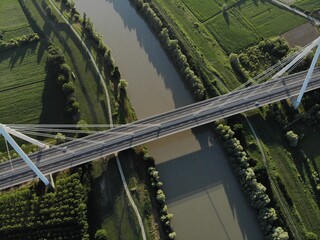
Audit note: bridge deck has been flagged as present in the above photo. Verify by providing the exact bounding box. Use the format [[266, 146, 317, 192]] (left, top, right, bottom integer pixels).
[[1, 69, 320, 190]]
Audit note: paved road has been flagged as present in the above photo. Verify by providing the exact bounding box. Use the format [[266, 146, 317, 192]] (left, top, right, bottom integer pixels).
[[1, 69, 320, 190]]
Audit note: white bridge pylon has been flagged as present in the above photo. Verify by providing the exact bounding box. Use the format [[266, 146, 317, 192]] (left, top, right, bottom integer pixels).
[[0, 124, 50, 186], [273, 36, 320, 109]]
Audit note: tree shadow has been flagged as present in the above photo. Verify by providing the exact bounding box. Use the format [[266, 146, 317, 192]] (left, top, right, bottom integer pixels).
[[39, 63, 71, 124], [33, 0, 107, 123], [223, 11, 230, 25]]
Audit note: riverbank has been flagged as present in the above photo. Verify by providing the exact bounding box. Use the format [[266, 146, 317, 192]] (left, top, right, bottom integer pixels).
[[74, 0, 264, 239]]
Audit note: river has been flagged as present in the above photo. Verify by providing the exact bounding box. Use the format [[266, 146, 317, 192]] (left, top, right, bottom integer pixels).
[[73, 0, 263, 239]]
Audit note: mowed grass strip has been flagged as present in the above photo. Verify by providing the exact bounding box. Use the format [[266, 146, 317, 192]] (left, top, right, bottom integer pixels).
[[292, 0, 320, 14], [205, 9, 262, 53], [238, 0, 306, 38], [0, 0, 33, 38], [26, 0, 110, 124], [0, 42, 67, 124]]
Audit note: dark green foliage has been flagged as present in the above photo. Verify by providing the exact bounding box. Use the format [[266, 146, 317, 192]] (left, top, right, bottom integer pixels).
[[131, 0, 206, 101], [94, 229, 108, 240], [305, 231, 318, 240], [47, 44, 80, 120], [62, 81, 75, 95], [0, 33, 39, 51], [147, 164, 176, 239], [215, 123, 288, 239], [238, 37, 289, 78], [0, 173, 89, 239]]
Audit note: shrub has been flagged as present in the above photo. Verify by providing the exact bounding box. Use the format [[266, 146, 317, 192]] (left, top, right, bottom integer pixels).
[[286, 130, 298, 147], [94, 229, 108, 240], [62, 82, 75, 95]]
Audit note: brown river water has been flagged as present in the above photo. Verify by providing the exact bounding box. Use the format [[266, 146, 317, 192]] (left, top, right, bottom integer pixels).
[[73, 0, 263, 239]]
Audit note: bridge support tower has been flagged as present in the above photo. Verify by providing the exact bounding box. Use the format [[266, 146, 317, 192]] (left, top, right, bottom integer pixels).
[[0, 124, 52, 187]]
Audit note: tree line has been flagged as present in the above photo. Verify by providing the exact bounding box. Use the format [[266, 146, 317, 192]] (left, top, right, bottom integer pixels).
[[215, 123, 289, 240], [143, 153, 176, 239], [131, 0, 206, 101]]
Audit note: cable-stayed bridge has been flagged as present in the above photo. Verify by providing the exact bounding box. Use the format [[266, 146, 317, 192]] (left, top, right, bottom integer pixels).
[[1, 38, 320, 190]]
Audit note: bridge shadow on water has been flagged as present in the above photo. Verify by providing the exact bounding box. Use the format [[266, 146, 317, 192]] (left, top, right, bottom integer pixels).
[[153, 125, 263, 240]]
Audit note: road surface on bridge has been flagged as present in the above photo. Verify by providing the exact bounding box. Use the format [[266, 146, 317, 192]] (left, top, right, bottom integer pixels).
[[1, 69, 320, 190]]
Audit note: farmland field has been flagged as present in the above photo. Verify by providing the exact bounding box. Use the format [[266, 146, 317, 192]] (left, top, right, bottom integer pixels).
[[238, 1, 306, 37], [25, 0, 112, 124], [0, 0, 33, 40], [205, 9, 262, 53], [0, 42, 68, 124], [292, 0, 320, 14], [205, 0, 306, 53], [181, 0, 223, 22]]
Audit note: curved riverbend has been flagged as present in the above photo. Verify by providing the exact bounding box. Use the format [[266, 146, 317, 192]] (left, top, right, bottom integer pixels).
[[74, 0, 263, 239]]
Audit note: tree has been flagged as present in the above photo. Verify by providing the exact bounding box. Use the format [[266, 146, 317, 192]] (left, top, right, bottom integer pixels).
[[305, 232, 318, 240], [118, 79, 128, 91], [222, 4, 228, 12], [286, 131, 298, 147], [59, 63, 71, 79], [62, 82, 75, 95], [268, 227, 289, 240], [94, 229, 107, 240], [156, 189, 166, 203], [55, 133, 66, 144]]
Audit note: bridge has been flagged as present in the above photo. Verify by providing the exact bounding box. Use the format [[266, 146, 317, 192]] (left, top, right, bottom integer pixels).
[[1, 37, 320, 190], [1, 67, 320, 190]]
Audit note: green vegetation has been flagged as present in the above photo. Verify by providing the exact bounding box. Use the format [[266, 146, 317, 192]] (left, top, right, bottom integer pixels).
[[0, 172, 89, 239], [88, 151, 160, 240], [181, 0, 233, 22], [0, 0, 33, 40], [24, 0, 112, 124], [229, 37, 320, 238], [150, 0, 240, 90], [205, 0, 305, 53], [215, 122, 289, 239], [0, 42, 67, 124], [292, 0, 320, 15], [205, 9, 262, 54]]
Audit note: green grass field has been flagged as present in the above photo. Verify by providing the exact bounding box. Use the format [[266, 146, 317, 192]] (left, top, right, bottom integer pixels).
[[25, 0, 111, 124], [153, 0, 241, 90], [292, 0, 320, 14], [0, 42, 67, 124], [205, 9, 262, 53], [238, 1, 306, 38], [0, 0, 33, 40], [205, 0, 305, 53], [181, 0, 223, 22]]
